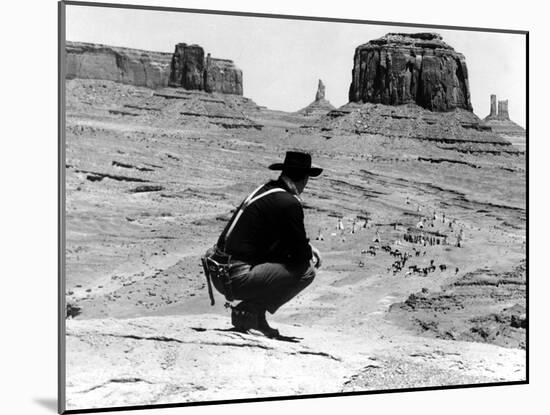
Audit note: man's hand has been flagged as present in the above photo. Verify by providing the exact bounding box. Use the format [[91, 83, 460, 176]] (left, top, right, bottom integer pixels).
[[310, 244, 322, 269]]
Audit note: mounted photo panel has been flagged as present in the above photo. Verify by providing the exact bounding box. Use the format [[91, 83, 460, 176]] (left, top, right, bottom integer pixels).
[[58, 1, 528, 413]]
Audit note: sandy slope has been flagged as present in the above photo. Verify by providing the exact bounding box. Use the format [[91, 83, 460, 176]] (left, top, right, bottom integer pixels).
[[63, 79, 526, 410]]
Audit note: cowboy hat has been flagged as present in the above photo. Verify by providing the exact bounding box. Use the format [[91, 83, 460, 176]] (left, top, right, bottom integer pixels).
[[268, 151, 323, 177]]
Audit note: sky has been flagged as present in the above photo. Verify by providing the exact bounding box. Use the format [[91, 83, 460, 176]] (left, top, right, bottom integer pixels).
[[65, 5, 527, 127]]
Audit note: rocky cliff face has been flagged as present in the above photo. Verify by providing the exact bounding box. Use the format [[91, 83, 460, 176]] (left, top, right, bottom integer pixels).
[[160, 43, 243, 95], [168, 43, 205, 90], [204, 54, 243, 95], [348, 33, 473, 112], [66, 41, 243, 95], [66, 42, 172, 89]]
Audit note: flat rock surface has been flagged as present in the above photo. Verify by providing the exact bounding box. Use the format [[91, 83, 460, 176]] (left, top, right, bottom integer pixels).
[[66, 314, 525, 410]]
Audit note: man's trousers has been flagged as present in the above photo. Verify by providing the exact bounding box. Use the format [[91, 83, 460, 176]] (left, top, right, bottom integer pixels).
[[229, 262, 316, 314]]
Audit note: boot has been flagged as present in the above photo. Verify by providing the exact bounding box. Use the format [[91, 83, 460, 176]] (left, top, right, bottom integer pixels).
[[231, 301, 259, 332], [256, 309, 280, 338], [231, 301, 279, 338]]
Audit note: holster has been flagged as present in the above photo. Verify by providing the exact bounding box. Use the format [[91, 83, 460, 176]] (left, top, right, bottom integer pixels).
[[201, 246, 235, 304]]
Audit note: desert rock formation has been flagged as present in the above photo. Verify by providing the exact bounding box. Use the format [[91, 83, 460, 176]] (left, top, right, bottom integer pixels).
[[482, 95, 526, 148], [66, 42, 172, 89], [389, 261, 526, 349], [66, 41, 243, 95], [204, 54, 243, 95], [316, 79, 327, 100], [168, 43, 205, 90], [297, 79, 336, 117], [169, 44, 243, 95], [348, 33, 473, 112]]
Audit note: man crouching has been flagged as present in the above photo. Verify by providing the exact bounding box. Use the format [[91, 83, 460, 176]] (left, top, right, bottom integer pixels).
[[203, 151, 323, 338]]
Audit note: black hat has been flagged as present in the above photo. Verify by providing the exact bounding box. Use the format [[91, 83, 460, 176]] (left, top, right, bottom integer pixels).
[[268, 151, 323, 177]]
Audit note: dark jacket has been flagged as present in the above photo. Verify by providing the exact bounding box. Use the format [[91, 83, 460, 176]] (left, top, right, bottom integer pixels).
[[217, 178, 312, 268]]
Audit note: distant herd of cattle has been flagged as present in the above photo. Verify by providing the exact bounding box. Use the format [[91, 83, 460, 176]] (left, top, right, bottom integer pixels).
[[359, 244, 459, 276]]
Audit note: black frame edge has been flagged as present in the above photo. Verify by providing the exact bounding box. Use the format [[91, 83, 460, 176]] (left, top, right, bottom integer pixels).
[[525, 31, 529, 384], [58, 1, 67, 414], [62, 380, 528, 414]]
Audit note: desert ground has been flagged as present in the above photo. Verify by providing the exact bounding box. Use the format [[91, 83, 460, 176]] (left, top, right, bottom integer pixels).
[[64, 79, 526, 411]]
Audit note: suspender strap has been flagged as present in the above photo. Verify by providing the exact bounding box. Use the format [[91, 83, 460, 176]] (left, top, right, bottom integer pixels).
[[224, 186, 286, 245]]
